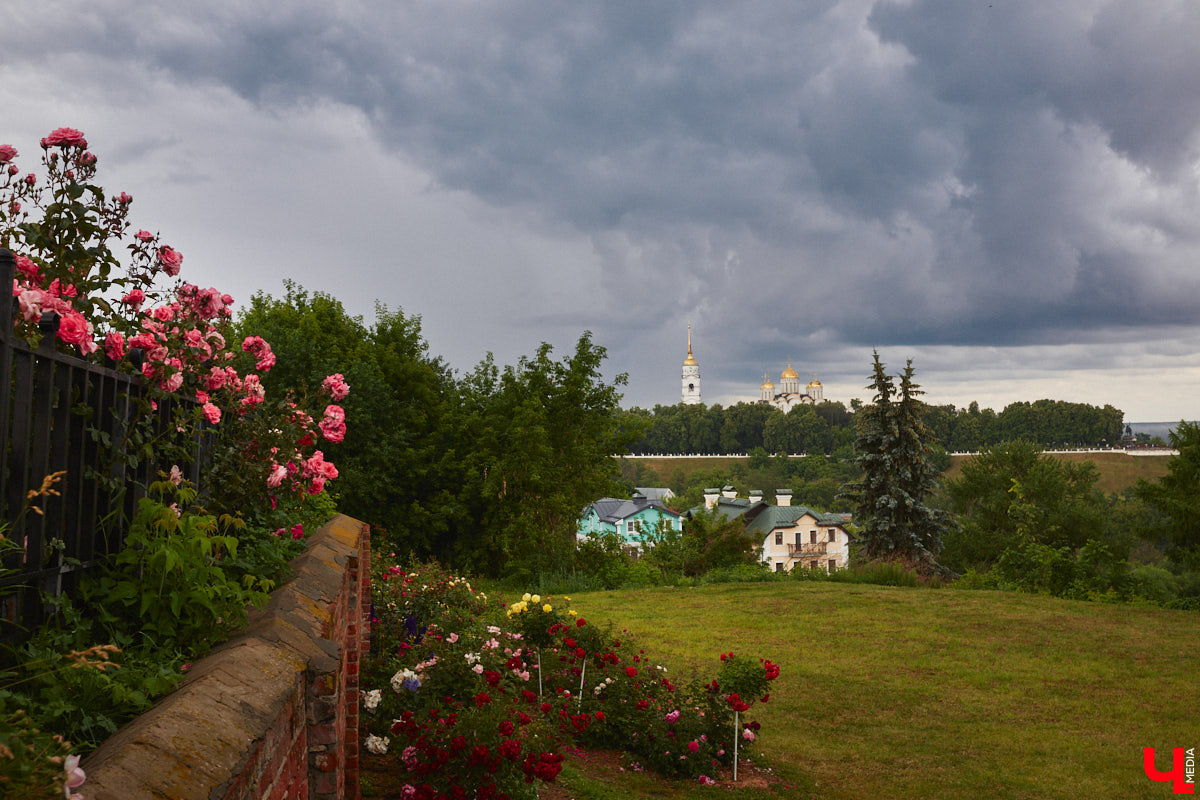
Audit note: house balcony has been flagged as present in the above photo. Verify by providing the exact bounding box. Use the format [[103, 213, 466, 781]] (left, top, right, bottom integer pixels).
[[787, 542, 828, 556]]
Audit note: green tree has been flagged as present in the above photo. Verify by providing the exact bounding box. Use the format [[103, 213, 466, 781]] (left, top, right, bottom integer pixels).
[[458, 333, 640, 579], [839, 353, 955, 572], [1135, 421, 1200, 569], [943, 440, 1105, 572], [680, 509, 760, 575], [233, 285, 461, 552]]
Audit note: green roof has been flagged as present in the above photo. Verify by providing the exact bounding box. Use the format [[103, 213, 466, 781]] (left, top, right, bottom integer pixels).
[[743, 505, 851, 536]]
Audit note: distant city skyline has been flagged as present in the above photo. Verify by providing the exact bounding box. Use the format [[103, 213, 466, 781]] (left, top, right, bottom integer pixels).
[[4, 1, 1199, 422]]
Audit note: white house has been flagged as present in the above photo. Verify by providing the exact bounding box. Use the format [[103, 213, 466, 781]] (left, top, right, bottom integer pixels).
[[742, 491, 853, 573]]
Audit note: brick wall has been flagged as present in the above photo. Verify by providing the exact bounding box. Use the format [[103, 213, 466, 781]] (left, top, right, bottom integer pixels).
[[82, 514, 371, 800]]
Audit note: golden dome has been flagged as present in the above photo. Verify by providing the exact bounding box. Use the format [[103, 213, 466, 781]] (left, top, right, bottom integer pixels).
[[807, 374, 822, 387], [683, 324, 698, 366], [781, 360, 799, 380], [760, 373, 775, 390]]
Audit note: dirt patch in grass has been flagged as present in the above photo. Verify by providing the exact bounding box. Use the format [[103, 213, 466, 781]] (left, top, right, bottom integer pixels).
[[544, 747, 792, 799], [362, 746, 794, 799]]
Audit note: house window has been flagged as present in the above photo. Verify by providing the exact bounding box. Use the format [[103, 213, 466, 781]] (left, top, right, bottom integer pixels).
[[775, 532, 783, 545], [829, 558, 837, 572], [810, 531, 817, 544], [828, 530, 836, 542], [775, 562, 784, 573], [809, 561, 819, 570]]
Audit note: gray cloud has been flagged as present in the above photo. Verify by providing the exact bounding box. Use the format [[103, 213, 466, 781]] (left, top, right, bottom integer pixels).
[[4, 0, 1200, 418]]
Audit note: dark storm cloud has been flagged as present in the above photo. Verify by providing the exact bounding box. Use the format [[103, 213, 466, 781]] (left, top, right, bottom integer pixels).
[[5, 0, 1200, 413]]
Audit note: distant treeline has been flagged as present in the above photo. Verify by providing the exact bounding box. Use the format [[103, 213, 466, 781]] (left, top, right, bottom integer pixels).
[[621, 398, 1125, 455]]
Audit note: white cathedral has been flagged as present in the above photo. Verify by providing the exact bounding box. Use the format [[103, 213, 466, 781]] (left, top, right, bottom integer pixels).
[[679, 327, 824, 410], [758, 362, 824, 412]]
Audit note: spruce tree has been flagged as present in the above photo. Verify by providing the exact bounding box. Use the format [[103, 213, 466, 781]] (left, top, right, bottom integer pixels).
[[840, 352, 956, 572]]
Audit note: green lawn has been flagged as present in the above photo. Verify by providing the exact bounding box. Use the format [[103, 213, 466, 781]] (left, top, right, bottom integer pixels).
[[562, 582, 1198, 800]]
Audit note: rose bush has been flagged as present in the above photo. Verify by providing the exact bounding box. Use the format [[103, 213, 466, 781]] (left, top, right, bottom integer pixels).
[[0, 129, 354, 795]]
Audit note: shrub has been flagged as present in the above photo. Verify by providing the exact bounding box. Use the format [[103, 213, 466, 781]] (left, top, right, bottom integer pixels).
[[360, 560, 784, 794], [827, 560, 925, 588]]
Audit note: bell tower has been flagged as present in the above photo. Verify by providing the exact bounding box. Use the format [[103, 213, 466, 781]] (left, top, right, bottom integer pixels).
[[681, 324, 701, 405]]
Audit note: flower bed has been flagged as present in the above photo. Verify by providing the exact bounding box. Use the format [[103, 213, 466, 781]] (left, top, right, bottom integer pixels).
[[361, 560, 781, 799]]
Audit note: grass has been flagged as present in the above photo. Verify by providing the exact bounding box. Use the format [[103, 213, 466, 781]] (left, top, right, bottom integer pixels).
[[559, 581, 1199, 800], [946, 450, 1170, 494]]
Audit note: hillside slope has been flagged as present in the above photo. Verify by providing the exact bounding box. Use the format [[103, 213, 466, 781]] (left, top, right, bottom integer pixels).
[[572, 582, 1198, 800]]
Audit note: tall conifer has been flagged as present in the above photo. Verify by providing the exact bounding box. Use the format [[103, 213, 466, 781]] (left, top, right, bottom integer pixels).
[[841, 352, 955, 572]]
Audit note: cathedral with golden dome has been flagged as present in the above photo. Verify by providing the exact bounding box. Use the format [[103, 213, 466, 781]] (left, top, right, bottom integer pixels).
[[679, 326, 824, 409], [759, 361, 824, 412]]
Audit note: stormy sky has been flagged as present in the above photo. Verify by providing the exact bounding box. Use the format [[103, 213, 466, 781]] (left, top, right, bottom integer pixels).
[[4, 0, 1200, 420]]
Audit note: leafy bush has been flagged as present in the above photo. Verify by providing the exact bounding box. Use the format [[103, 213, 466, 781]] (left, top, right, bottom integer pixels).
[[827, 560, 927, 587], [699, 563, 779, 585]]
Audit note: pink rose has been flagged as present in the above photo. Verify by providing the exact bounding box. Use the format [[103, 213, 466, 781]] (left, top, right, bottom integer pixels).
[[136, 230, 154, 242], [115, 192, 132, 204], [204, 366, 228, 391], [151, 305, 175, 322], [202, 402, 221, 425], [291, 524, 304, 540], [56, 311, 92, 348], [14, 255, 40, 282], [157, 246, 183, 276], [24, 173, 35, 186], [319, 404, 346, 443], [16, 291, 45, 325], [104, 330, 126, 361], [267, 464, 287, 488], [322, 373, 350, 401], [42, 127, 88, 148], [0, 144, 15, 164], [240, 373, 264, 405]]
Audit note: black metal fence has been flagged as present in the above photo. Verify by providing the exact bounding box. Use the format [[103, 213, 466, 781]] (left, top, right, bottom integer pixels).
[[0, 247, 206, 641]]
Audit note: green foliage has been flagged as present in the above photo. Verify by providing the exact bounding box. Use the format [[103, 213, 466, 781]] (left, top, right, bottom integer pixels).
[[943, 440, 1107, 572], [826, 561, 928, 588], [626, 395, 1124, 456], [0, 707, 77, 800], [458, 334, 640, 579], [1135, 420, 1200, 570], [361, 561, 783, 793], [81, 482, 269, 655], [235, 285, 459, 553], [679, 509, 761, 576], [840, 354, 955, 572]]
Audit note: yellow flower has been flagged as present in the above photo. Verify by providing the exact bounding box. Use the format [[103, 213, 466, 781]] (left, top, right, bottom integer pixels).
[[564, 596, 571, 602], [542, 604, 552, 613], [531, 594, 541, 604], [522, 592, 532, 602], [568, 610, 577, 616]]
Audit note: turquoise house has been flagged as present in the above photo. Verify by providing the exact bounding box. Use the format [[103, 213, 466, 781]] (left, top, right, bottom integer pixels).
[[577, 492, 683, 551]]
